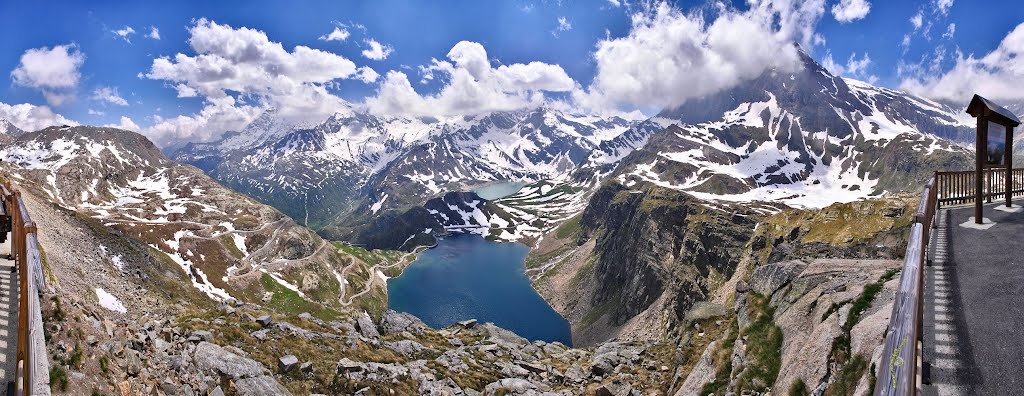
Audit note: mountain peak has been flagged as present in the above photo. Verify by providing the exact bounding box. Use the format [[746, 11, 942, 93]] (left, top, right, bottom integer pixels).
[[0, 118, 25, 137]]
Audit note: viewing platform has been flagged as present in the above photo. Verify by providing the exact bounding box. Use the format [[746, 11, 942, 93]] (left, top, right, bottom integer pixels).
[[921, 201, 1024, 395], [877, 169, 1024, 396]]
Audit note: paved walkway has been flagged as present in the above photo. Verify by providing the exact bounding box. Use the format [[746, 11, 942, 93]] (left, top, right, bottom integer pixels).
[[0, 233, 16, 386], [923, 202, 1024, 395]]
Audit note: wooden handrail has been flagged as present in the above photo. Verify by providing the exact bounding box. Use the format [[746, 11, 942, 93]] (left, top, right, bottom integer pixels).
[[0, 179, 49, 395], [875, 175, 937, 396]]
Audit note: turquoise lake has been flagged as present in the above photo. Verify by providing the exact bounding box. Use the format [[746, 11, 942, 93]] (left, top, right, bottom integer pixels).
[[387, 234, 573, 346], [472, 181, 528, 200]]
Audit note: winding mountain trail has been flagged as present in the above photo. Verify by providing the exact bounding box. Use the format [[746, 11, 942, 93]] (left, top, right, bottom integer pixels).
[[337, 247, 423, 306]]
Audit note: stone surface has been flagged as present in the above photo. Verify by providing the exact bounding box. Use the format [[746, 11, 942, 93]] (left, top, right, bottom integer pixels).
[[380, 310, 428, 335], [278, 355, 299, 373], [193, 342, 265, 379], [235, 376, 292, 396], [749, 260, 807, 297]]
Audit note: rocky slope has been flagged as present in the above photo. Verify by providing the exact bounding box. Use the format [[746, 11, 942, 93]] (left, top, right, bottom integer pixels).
[[528, 180, 916, 346], [0, 126, 409, 318]]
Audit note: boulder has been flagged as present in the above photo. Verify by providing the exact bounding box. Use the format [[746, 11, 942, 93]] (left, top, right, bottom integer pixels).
[[256, 315, 274, 328], [355, 311, 380, 338], [235, 376, 292, 396], [278, 355, 299, 373], [456, 319, 477, 328], [749, 260, 807, 297], [595, 380, 636, 396], [125, 349, 143, 376], [385, 340, 428, 356], [484, 378, 551, 394], [193, 342, 266, 379], [380, 310, 428, 335], [337, 358, 364, 374], [189, 330, 213, 343], [478, 323, 528, 347]]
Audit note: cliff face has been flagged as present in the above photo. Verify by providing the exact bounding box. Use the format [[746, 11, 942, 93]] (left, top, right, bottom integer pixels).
[[534, 181, 767, 345], [533, 180, 916, 350]]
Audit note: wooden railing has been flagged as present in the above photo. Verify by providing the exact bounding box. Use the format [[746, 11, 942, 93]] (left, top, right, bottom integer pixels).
[[1, 180, 50, 395], [875, 176, 936, 396], [935, 168, 1024, 207]]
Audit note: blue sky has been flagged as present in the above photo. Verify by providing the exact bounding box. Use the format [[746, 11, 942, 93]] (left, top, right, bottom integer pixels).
[[1, 0, 1022, 146]]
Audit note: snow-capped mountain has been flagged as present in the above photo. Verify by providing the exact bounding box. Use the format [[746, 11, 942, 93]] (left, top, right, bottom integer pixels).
[[172, 48, 977, 247], [613, 50, 974, 208], [0, 125, 352, 305], [173, 107, 641, 229], [0, 118, 25, 144]]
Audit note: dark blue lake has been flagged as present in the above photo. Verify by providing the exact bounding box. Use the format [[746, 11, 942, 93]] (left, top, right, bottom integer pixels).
[[387, 234, 573, 346]]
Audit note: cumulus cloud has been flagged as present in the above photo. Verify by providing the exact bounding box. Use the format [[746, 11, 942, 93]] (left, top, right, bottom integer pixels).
[[92, 86, 129, 106], [831, 0, 870, 23], [319, 26, 350, 42], [366, 41, 575, 117], [104, 116, 141, 131], [935, 0, 954, 15], [902, 22, 1024, 103], [147, 26, 161, 40], [10, 43, 85, 106], [144, 96, 262, 145], [0, 102, 77, 131], [112, 26, 136, 43], [576, 1, 816, 112], [88, 109, 105, 116], [362, 39, 393, 60], [143, 18, 372, 143], [823, 51, 877, 84], [356, 66, 380, 83]]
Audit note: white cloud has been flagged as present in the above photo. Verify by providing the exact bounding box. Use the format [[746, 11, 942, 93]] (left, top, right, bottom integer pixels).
[[366, 41, 575, 117], [362, 39, 393, 60], [902, 22, 1024, 103], [92, 86, 129, 106], [319, 26, 350, 42], [608, 0, 621, 7], [910, 12, 923, 30], [356, 66, 380, 83], [576, 1, 816, 113], [144, 96, 262, 145], [831, 0, 871, 23], [935, 0, 954, 15], [143, 18, 375, 144], [112, 26, 136, 43], [554, 17, 573, 36], [147, 26, 161, 40], [10, 43, 86, 106], [104, 116, 140, 131], [943, 23, 956, 40], [0, 102, 77, 131], [88, 108, 105, 116], [820, 51, 876, 83]]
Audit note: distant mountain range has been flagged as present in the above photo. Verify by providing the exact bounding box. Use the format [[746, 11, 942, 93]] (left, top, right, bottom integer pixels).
[[162, 49, 973, 248]]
